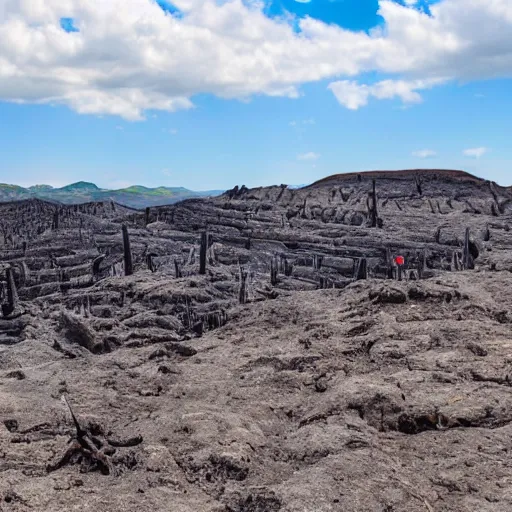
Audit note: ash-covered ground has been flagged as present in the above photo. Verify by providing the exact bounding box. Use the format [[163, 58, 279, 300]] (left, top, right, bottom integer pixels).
[[1, 170, 512, 512]]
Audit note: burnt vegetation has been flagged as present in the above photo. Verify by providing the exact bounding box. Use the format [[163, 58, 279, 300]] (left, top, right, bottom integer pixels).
[[2, 170, 512, 511]]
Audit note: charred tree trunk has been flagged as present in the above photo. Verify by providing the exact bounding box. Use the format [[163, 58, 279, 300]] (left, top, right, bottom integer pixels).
[[174, 259, 182, 279], [418, 249, 428, 279], [2, 267, 20, 317], [270, 256, 278, 286], [386, 248, 394, 279], [146, 254, 156, 273], [199, 231, 208, 275], [463, 228, 473, 270], [122, 225, 133, 276], [415, 175, 423, 196], [354, 258, 367, 281], [312, 254, 323, 270], [369, 179, 378, 228], [239, 266, 249, 304], [284, 258, 294, 277], [92, 255, 105, 278], [52, 211, 59, 230], [145, 207, 150, 227]]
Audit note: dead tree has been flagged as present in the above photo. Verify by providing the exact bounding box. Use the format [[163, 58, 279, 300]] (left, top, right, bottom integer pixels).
[[174, 259, 182, 278], [239, 265, 249, 304], [2, 267, 20, 317], [199, 231, 208, 275], [434, 227, 442, 244], [312, 254, 323, 270], [270, 256, 278, 286], [52, 210, 59, 230], [418, 249, 428, 279], [452, 251, 461, 271], [146, 253, 157, 273], [283, 257, 294, 277], [483, 224, 491, 242], [353, 258, 367, 281], [415, 174, 423, 196], [187, 247, 195, 266], [47, 395, 142, 476], [462, 228, 473, 270], [318, 276, 332, 289], [367, 179, 379, 228], [145, 207, 150, 227], [122, 225, 133, 276], [92, 255, 106, 279], [386, 248, 394, 279]]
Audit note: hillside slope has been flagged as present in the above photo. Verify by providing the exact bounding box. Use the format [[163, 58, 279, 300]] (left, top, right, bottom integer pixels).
[[0, 181, 223, 208], [1, 169, 512, 511]]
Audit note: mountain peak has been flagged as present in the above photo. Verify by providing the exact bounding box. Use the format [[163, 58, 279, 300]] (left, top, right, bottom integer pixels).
[[28, 184, 54, 191], [58, 181, 100, 192]]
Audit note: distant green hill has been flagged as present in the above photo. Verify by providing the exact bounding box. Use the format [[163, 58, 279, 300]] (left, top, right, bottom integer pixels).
[[0, 182, 224, 209]]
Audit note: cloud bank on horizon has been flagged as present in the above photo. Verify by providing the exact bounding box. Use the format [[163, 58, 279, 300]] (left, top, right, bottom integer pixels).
[[0, 0, 511, 120]]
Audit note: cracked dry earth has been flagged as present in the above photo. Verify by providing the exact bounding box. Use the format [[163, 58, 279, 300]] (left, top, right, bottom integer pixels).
[[1, 170, 512, 511]]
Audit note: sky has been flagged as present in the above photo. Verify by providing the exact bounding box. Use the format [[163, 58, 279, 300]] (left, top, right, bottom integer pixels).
[[0, 0, 511, 190]]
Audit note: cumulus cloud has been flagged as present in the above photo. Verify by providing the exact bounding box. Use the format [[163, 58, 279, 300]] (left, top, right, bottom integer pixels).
[[412, 149, 437, 158], [0, 0, 511, 119], [297, 152, 320, 160], [463, 147, 488, 158], [328, 78, 446, 109]]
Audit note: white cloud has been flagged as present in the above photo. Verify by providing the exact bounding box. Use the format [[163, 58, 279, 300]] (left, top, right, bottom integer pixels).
[[328, 77, 445, 109], [298, 152, 320, 160], [412, 149, 437, 158], [463, 147, 488, 158], [0, 0, 511, 119]]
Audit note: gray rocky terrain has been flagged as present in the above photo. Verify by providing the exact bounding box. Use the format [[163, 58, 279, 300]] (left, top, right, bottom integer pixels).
[[1, 169, 512, 511]]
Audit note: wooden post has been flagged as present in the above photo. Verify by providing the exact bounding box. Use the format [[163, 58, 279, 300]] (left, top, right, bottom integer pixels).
[[122, 225, 133, 276]]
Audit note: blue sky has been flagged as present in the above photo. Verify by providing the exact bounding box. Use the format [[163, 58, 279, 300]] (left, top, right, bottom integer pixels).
[[0, 0, 511, 190]]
